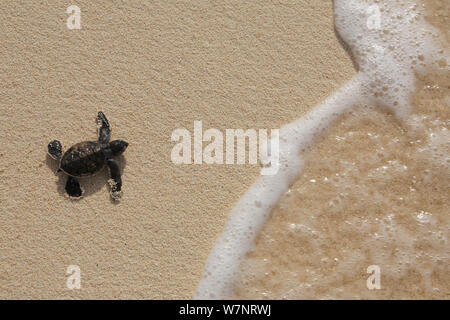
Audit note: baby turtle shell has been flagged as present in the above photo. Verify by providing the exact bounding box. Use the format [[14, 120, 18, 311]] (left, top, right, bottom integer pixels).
[[60, 141, 106, 177], [48, 112, 128, 200]]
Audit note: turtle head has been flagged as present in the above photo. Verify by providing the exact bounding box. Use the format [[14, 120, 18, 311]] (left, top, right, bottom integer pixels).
[[109, 139, 128, 156]]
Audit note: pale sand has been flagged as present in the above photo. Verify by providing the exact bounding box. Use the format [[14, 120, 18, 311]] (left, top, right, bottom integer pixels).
[[0, 1, 354, 298]]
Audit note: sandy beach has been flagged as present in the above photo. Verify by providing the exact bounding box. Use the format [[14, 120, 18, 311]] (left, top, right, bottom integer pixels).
[[0, 1, 354, 298]]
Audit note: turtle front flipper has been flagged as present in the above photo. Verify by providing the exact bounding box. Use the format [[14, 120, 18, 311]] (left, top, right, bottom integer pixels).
[[66, 176, 83, 198], [97, 111, 111, 144], [48, 140, 63, 160], [107, 158, 122, 200]]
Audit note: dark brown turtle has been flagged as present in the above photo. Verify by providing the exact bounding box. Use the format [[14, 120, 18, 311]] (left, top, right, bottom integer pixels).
[[47, 112, 128, 200]]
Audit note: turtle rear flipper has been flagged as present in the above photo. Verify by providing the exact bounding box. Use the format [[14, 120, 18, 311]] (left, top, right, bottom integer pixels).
[[48, 140, 63, 160], [97, 111, 111, 144], [107, 158, 122, 200], [66, 176, 83, 198]]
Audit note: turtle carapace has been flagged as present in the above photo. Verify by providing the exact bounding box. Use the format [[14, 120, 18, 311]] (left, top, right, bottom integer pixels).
[[47, 112, 128, 200]]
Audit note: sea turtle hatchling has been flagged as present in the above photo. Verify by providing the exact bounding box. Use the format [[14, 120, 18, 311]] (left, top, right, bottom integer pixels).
[[47, 111, 128, 200]]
